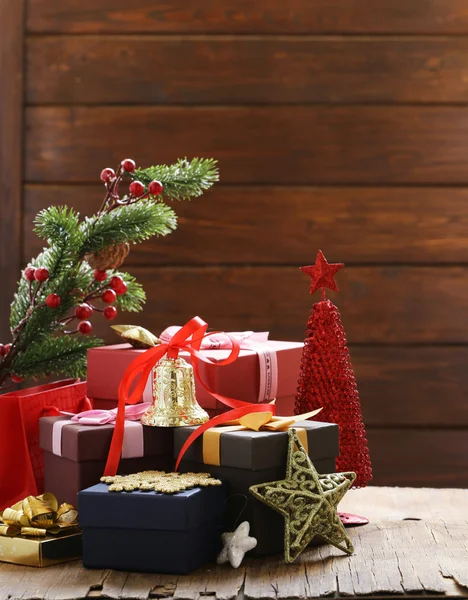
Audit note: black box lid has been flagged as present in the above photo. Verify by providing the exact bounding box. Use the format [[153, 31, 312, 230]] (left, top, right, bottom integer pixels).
[[174, 420, 339, 471]]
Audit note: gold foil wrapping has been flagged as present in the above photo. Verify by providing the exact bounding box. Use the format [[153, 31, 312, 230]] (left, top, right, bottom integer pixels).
[[141, 356, 209, 427], [0, 493, 82, 567], [0, 532, 82, 567]]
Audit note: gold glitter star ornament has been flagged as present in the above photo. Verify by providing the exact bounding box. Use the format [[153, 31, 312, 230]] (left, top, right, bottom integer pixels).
[[249, 429, 356, 563]]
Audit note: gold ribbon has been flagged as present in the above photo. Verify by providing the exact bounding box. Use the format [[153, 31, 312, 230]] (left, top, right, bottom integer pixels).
[[0, 493, 79, 538], [202, 408, 322, 466]]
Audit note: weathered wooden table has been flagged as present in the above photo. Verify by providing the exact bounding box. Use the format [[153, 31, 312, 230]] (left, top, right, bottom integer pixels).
[[2, 487, 468, 600]]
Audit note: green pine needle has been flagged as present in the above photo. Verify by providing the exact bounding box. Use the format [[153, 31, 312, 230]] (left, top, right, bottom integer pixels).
[[11, 334, 103, 380], [79, 201, 177, 256], [135, 158, 219, 201], [34, 206, 83, 250]]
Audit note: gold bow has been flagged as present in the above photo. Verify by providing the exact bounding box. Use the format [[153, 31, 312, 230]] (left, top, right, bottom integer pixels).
[[0, 493, 79, 538], [112, 324, 160, 348], [202, 408, 322, 466]]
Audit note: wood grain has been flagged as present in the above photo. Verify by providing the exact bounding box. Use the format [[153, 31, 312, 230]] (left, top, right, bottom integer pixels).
[[3, 489, 468, 598], [25, 106, 468, 184], [367, 429, 468, 487], [23, 184, 468, 265], [26, 36, 468, 105], [88, 265, 468, 344], [0, 0, 24, 340], [26, 0, 468, 34], [354, 346, 468, 427]]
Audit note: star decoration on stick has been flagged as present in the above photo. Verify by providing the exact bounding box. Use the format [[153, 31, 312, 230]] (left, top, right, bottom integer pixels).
[[249, 429, 356, 563], [300, 250, 344, 295]]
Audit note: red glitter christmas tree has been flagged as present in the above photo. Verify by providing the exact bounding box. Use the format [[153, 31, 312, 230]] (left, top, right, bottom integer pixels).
[[295, 250, 372, 487]]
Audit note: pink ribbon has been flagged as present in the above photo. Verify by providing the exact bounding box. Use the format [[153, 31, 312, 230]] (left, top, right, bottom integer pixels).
[[52, 403, 152, 459], [160, 327, 278, 403], [62, 403, 151, 425]]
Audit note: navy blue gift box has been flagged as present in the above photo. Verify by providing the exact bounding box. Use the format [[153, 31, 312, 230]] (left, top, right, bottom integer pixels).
[[79, 482, 227, 574]]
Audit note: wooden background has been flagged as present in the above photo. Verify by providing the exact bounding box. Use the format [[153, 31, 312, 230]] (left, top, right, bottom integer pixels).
[[3, 0, 468, 487]]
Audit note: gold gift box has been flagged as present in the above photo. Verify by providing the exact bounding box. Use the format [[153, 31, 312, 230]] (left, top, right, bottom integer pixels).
[[0, 531, 82, 567]]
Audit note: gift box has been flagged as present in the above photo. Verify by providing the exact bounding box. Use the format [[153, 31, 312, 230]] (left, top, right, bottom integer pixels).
[[87, 338, 303, 413], [174, 420, 339, 556], [0, 531, 82, 567], [0, 379, 91, 510], [79, 482, 226, 574], [0, 492, 82, 567], [40, 416, 174, 505]]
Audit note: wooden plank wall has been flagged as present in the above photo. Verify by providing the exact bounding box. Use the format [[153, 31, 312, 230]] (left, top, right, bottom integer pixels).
[[17, 0, 468, 486]]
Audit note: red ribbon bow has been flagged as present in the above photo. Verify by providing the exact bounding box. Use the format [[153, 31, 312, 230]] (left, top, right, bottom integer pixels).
[[104, 316, 276, 476]]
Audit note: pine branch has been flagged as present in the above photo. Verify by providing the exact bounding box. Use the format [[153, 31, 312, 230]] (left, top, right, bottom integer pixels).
[[135, 158, 219, 201], [10, 244, 76, 333], [113, 272, 146, 312], [4, 155, 219, 387], [10, 334, 103, 380], [79, 201, 177, 256], [34, 206, 83, 250]]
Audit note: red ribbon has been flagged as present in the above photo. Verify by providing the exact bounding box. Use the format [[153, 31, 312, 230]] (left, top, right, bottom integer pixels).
[[104, 316, 276, 476]]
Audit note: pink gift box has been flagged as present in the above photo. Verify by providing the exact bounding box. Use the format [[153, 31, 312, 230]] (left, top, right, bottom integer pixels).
[[87, 340, 303, 415]]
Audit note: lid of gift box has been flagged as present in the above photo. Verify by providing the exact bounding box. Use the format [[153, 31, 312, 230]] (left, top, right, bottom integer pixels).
[[174, 420, 339, 472], [87, 341, 303, 404], [78, 482, 226, 531], [40, 416, 174, 462]]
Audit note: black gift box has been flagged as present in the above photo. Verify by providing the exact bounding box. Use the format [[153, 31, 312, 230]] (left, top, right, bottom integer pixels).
[[40, 416, 174, 505], [174, 420, 339, 556], [79, 482, 227, 574]]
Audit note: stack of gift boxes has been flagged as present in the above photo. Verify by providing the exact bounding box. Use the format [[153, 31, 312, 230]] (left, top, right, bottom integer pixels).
[[0, 330, 341, 572]]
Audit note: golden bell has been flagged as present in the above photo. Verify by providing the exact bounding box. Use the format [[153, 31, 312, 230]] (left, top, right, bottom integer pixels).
[[141, 356, 209, 427]]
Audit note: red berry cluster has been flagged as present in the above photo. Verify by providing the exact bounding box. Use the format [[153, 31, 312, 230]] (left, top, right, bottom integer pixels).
[[99, 158, 164, 214], [0, 265, 60, 382], [24, 266, 63, 309], [72, 270, 128, 335], [20, 264, 128, 338]]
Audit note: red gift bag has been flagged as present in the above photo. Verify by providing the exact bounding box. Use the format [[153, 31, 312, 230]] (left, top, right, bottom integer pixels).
[[0, 379, 91, 509]]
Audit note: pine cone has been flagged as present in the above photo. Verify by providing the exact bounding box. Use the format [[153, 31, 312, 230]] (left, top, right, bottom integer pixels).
[[85, 242, 130, 270]]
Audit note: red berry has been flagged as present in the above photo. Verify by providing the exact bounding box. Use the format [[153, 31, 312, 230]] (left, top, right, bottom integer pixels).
[[75, 304, 93, 320], [24, 267, 36, 282], [100, 168, 115, 183], [109, 275, 128, 296], [94, 269, 107, 282], [129, 180, 145, 197], [34, 267, 49, 282], [116, 281, 127, 295], [0, 344, 5, 357], [11, 374, 23, 383], [103, 306, 118, 320], [46, 294, 61, 308], [102, 289, 117, 304], [148, 180, 164, 196], [4, 344, 12, 354], [121, 158, 136, 173], [109, 275, 124, 290], [109, 275, 127, 295], [78, 321, 92, 335]]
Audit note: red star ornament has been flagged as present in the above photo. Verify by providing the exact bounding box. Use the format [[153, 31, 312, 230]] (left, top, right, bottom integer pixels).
[[300, 250, 344, 295]]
